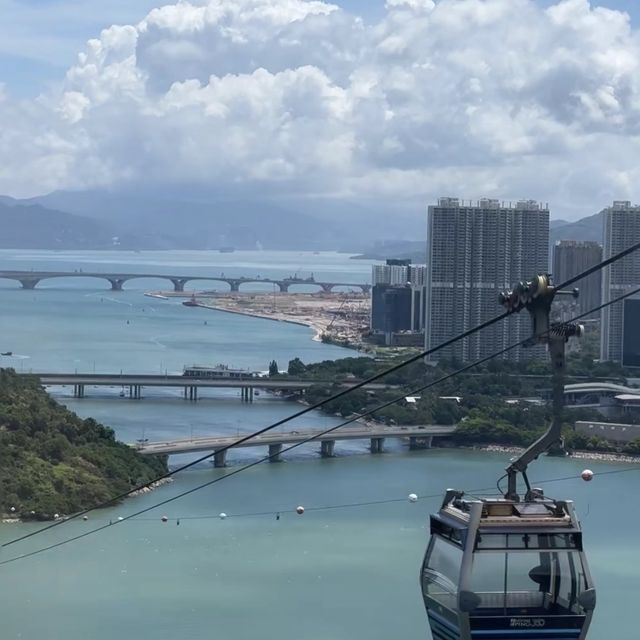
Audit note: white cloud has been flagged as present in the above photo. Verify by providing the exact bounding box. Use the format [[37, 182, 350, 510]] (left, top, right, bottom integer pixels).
[[2, 0, 640, 220]]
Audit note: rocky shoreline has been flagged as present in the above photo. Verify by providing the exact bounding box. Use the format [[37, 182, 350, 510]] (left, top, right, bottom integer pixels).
[[480, 444, 640, 464], [128, 476, 173, 497], [1, 478, 174, 523]]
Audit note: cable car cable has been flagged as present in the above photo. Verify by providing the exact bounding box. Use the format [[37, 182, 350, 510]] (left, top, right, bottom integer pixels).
[[3, 283, 638, 565], [32, 464, 640, 525], [6, 242, 639, 548]]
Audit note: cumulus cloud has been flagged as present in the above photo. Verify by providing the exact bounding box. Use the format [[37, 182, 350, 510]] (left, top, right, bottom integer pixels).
[[2, 0, 640, 219]]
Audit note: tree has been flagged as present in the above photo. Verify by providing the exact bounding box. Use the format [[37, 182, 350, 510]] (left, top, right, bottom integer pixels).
[[268, 360, 279, 377], [288, 357, 306, 376]]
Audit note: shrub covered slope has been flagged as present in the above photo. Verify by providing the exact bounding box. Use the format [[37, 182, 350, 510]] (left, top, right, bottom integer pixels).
[[0, 370, 167, 519]]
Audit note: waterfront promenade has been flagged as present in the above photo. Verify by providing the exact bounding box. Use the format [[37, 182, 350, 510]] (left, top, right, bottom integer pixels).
[[133, 425, 457, 466]]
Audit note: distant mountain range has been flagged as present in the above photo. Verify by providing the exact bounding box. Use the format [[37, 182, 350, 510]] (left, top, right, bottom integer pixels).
[[549, 211, 603, 244], [0, 189, 607, 252], [0, 199, 117, 249], [12, 189, 405, 251], [353, 211, 605, 263]]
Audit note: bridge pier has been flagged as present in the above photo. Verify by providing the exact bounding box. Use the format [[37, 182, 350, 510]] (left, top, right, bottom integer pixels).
[[171, 279, 188, 292], [409, 436, 433, 450], [320, 440, 335, 458], [320, 283, 333, 293], [360, 284, 371, 294], [229, 281, 240, 292], [241, 387, 253, 402], [19, 278, 40, 290], [128, 385, 142, 399], [278, 283, 289, 293], [73, 383, 85, 398], [188, 386, 198, 401], [268, 443, 283, 462], [108, 278, 126, 291], [370, 437, 385, 454], [213, 449, 227, 468]]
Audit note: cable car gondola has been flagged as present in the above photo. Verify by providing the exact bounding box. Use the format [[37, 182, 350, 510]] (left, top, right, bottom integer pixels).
[[421, 275, 596, 640]]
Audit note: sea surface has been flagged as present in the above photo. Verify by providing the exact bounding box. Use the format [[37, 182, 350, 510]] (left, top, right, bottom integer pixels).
[[0, 250, 636, 640]]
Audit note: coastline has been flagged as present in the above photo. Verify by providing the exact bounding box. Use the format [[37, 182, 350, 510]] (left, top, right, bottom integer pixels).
[[5, 442, 635, 522], [479, 444, 640, 465], [192, 300, 335, 344], [162, 289, 370, 350], [1, 477, 174, 523]]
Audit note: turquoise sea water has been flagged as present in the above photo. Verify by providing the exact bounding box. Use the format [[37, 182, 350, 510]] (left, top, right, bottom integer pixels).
[[0, 250, 636, 640]]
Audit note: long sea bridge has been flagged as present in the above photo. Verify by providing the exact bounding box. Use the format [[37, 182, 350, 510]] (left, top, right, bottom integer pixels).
[[133, 425, 457, 466], [0, 270, 370, 293]]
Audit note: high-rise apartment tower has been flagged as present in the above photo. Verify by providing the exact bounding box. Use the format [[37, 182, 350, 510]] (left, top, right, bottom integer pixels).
[[426, 197, 549, 362], [601, 201, 640, 364], [552, 241, 602, 319], [371, 260, 427, 344]]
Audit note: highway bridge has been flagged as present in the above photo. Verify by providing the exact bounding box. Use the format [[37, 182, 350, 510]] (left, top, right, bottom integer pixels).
[[31, 373, 396, 402], [132, 425, 457, 466], [0, 270, 370, 293]]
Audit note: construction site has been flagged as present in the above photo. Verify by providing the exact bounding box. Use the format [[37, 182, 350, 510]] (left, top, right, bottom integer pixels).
[[163, 290, 372, 350]]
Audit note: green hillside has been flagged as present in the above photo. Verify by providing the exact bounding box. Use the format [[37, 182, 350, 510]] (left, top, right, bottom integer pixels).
[[0, 369, 167, 520]]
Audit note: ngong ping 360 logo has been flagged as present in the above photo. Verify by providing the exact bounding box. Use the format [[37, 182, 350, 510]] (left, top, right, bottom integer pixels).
[[510, 618, 546, 628]]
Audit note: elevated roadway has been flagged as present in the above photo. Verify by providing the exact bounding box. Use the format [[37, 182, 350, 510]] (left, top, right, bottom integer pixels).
[[133, 425, 457, 466], [30, 373, 396, 401], [0, 270, 370, 293]]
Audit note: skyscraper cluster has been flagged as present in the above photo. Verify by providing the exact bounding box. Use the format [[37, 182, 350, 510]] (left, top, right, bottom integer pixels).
[[370, 198, 640, 366]]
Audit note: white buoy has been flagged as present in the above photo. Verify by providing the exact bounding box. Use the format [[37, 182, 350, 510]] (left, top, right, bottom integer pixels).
[[117, 516, 124, 521], [10, 506, 15, 512], [82, 515, 89, 521], [581, 469, 594, 482], [408, 493, 418, 503], [296, 505, 305, 515], [53, 513, 60, 519], [161, 515, 168, 522], [219, 512, 227, 520]]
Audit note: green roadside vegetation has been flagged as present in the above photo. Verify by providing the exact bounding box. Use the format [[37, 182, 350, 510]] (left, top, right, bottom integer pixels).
[[281, 334, 640, 456], [0, 369, 167, 520]]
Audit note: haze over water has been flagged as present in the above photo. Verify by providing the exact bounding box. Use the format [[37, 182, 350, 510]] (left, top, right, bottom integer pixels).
[[0, 250, 636, 640]]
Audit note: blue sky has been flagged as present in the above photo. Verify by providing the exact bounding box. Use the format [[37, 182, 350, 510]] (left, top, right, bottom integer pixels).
[[2, 0, 637, 96]]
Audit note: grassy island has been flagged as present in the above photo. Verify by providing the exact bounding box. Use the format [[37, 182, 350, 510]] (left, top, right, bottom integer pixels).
[[0, 369, 167, 520]]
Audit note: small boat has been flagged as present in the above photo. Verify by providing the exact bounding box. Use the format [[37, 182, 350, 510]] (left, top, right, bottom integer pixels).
[[1, 351, 12, 356], [183, 295, 199, 307], [219, 246, 236, 253]]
